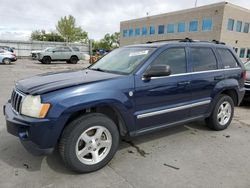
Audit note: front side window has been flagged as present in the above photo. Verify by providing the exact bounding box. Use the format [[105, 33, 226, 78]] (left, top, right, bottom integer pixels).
[[135, 28, 140, 37], [218, 48, 239, 68], [72, 47, 80, 51], [142, 27, 147, 36], [239, 48, 246, 58], [150, 26, 155, 35], [178, 22, 185, 32], [90, 47, 155, 74], [167, 24, 174, 33], [189, 20, 198, 32], [129, 29, 134, 37], [123, 30, 128, 37], [190, 48, 217, 72], [243, 23, 249, 33], [158, 25, 164, 34], [202, 18, 213, 31], [151, 48, 187, 75], [236, 21, 242, 32], [227, 19, 234, 31]]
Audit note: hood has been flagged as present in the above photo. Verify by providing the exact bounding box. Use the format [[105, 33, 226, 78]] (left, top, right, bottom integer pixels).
[[16, 69, 123, 95]]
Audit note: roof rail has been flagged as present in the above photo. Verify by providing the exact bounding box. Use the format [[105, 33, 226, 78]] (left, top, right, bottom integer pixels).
[[146, 38, 226, 45], [146, 38, 184, 44]]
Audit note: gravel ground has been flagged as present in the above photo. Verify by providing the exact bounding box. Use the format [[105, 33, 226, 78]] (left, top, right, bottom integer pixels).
[[0, 59, 250, 188]]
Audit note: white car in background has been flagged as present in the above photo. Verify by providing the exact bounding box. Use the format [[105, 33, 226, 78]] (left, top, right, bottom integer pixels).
[[0, 49, 17, 64]]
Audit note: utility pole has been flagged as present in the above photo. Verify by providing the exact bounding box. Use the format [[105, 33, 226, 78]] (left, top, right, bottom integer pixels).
[[195, 0, 198, 7]]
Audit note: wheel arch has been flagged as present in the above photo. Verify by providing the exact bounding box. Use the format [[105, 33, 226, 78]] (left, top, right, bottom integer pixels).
[[62, 104, 129, 138]]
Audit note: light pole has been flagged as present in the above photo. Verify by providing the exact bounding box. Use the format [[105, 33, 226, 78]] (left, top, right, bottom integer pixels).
[[195, 0, 198, 7]]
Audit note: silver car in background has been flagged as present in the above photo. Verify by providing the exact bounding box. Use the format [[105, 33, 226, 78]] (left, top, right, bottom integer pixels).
[[0, 49, 17, 64], [32, 46, 83, 64]]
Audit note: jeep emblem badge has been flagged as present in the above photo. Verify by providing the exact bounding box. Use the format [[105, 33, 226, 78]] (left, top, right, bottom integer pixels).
[[129, 91, 133, 97]]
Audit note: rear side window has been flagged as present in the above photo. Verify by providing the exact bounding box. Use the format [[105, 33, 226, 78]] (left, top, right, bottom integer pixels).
[[217, 48, 239, 69], [190, 48, 217, 72], [151, 48, 186, 74]]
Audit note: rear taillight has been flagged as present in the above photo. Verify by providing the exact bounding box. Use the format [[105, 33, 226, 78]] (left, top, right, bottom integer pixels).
[[242, 70, 247, 82]]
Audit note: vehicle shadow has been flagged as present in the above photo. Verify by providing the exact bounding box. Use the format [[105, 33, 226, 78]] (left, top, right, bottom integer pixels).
[[0, 121, 209, 175], [240, 100, 250, 108]]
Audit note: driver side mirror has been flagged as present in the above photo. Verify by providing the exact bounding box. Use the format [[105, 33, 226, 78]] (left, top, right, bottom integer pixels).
[[143, 64, 171, 79]]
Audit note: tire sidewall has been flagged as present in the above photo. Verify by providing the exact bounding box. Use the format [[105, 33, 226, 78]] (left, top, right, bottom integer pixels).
[[62, 114, 119, 173], [70, 56, 78, 64], [42, 56, 51, 64], [211, 95, 234, 130]]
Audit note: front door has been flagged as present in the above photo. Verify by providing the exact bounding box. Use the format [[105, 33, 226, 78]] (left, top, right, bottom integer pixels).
[[134, 47, 192, 133]]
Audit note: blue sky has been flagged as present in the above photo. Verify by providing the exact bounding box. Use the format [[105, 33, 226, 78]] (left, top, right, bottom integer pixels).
[[0, 0, 249, 40]]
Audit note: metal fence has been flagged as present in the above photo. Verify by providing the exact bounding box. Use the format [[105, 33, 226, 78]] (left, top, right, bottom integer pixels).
[[0, 40, 90, 58]]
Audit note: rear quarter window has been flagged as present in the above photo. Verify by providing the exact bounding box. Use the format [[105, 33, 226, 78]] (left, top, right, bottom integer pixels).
[[190, 47, 217, 72], [217, 48, 239, 69]]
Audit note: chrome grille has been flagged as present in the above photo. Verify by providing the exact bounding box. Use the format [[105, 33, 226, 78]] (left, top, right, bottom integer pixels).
[[11, 89, 25, 113]]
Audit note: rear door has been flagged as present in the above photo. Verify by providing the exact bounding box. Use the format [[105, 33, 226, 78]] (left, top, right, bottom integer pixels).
[[61, 47, 73, 60], [134, 46, 193, 132], [188, 46, 224, 117]]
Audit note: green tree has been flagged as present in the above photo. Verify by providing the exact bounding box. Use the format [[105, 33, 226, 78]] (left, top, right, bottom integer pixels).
[[56, 15, 88, 42], [93, 32, 120, 51], [31, 30, 65, 42]]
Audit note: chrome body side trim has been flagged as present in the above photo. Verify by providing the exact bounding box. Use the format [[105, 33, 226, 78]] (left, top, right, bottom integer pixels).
[[137, 100, 211, 119]]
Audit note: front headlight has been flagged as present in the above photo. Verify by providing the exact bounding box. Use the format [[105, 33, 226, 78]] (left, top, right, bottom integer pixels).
[[21, 95, 50, 118]]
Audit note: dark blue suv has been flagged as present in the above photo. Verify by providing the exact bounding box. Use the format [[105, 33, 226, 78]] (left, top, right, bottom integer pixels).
[[4, 40, 246, 173]]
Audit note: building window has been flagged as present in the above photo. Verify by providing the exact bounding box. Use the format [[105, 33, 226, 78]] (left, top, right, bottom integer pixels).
[[123, 30, 128, 37], [167, 24, 175, 33], [129, 29, 134, 37], [239, 48, 245, 58], [142, 26, 147, 36], [189, 20, 198, 32], [135, 28, 140, 37], [178, 22, 185, 32], [247, 49, 250, 58], [227, 19, 234, 31], [158, 25, 164, 34], [150, 26, 155, 35], [236, 21, 242, 32], [202, 18, 213, 31], [243, 23, 249, 33]]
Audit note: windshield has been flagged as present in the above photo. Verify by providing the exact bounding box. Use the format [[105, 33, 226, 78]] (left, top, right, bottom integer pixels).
[[89, 47, 155, 74], [245, 61, 250, 71]]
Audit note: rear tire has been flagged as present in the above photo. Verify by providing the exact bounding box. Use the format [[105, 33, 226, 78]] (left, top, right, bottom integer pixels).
[[59, 113, 120, 173], [205, 95, 234, 131], [42, 56, 51, 64], [69, 56, 78, 64]]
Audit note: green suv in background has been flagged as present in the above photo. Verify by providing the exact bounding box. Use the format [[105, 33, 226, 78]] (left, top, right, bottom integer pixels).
[[33, 46, 83, 64]]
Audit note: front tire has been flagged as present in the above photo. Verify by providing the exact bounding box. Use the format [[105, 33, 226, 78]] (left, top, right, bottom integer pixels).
[[3, 58, 11, 64], [42, 56, 51, 64], [206, 95, 234, 131], [59, 113, 120, 173]]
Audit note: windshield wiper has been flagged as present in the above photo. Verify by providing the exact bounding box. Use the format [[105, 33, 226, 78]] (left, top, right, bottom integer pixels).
[[89, 68, 106, 72]]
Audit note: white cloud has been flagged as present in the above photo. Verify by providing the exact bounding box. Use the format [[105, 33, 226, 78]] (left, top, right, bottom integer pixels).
[[0, 0, 249, 40]]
